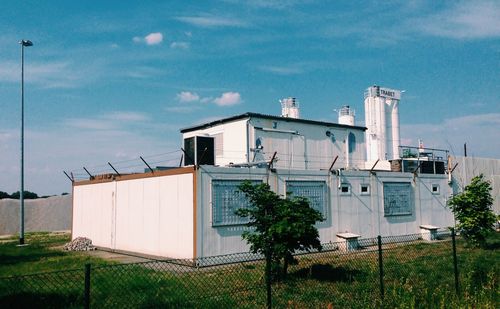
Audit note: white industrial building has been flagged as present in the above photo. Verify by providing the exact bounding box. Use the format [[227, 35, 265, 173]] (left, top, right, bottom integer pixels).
[[72, 86, 459, 260]]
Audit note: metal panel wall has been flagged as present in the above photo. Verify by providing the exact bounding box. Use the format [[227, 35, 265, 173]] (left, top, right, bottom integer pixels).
[[72, 182, 115, 248], [73, 172, 194, 259], [196, 167, 454, 257]]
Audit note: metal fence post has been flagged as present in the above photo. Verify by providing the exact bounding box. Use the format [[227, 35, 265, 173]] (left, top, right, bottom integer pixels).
[[84, 263, 91, 309], [265, 253, 272, 309], [377, 235, 384, 301], [451, 228, 460, 296]]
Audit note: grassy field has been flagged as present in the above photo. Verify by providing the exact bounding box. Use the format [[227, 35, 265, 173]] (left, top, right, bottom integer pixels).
[[0, 232, 498, 308], [0, 232, 114, 277]]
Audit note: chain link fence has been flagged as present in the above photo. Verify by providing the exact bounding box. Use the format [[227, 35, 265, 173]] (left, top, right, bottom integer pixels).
[[1, 230, 498, 308]]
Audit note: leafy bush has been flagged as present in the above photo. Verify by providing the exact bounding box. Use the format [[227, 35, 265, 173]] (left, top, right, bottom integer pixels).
[[448, 174, 496, 247]]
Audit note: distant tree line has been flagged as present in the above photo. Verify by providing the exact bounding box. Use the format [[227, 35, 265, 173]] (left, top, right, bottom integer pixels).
[[0, 191, 69, 200]]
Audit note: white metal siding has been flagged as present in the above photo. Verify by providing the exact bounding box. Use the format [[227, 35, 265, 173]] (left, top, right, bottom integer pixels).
[[73, 172, 194, 259]]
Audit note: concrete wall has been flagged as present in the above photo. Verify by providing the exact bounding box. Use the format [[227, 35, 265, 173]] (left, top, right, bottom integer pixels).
[[72, 168, 195, 259], [0, 195, 72, 235], [450, 156, 500, 214], [196, 166, 454, 257]]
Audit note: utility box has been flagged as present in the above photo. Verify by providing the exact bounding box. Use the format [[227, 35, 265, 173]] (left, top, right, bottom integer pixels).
[[184, 136, 215, 166]]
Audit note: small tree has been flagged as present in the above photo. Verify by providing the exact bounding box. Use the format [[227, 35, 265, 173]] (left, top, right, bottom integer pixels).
[[236, 181, 324, 280], [448, 174, 496, 247]]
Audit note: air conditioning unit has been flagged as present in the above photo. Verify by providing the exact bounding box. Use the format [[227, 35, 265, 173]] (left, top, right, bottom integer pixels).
[[183, 136, 215, 166]]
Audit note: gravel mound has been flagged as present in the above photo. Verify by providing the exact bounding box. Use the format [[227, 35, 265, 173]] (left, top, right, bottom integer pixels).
[[64, 237, 96, 251]]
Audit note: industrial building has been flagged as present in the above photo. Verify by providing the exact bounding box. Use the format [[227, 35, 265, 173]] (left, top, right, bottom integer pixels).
[[72, 86, 457, 260]]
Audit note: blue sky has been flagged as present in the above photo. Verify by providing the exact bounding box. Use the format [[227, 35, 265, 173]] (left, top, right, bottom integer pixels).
[[1, 0, 499, 195]]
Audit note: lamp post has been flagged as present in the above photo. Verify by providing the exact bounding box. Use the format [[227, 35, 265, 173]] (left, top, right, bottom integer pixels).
[[19, 39, 33, 245]]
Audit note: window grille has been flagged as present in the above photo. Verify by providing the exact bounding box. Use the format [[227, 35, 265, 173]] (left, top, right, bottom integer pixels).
[[286, 181, 327, 216], [383, 182, 412, 216], [212, 180, 261, 226]]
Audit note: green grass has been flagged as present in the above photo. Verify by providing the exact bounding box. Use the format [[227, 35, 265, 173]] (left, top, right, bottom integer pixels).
[[0, 232, 114, 277], [0, 232, 499, 308]]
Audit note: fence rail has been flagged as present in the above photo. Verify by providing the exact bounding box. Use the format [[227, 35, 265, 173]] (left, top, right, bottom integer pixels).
[[1, 229, 498, 308]]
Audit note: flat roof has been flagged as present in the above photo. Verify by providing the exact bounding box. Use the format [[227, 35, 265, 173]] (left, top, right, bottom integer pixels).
[[180, 112, 367, 133]]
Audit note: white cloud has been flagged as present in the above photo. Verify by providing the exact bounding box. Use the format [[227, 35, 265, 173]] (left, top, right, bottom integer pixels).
[[133, 32, 164, 45], [145, 32, 163, 45], [413, 1, 500, 39], [170, 41, 190, 49], [176, 91, 200, 102], [176, 16, 248, 28], [213, 92, 242, 106]]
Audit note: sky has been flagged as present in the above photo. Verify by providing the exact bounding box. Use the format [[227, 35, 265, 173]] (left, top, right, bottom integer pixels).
[[1, 0, 499, 195]]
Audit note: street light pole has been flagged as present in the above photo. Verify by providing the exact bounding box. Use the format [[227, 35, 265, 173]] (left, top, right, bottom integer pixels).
[[19, 39, 33, 246]]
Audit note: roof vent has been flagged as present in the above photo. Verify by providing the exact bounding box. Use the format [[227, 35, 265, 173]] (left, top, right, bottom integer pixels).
[[280, 97, 300, 119]]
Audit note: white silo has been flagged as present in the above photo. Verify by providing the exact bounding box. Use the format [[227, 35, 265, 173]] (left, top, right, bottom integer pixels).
[[280, 97, 300, 119], [364, 86, 402, 161], [338, 105, 355, 126]]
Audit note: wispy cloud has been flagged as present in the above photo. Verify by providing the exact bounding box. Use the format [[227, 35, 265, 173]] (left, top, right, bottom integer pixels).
[[104, 111, 150, 122], [125, 66, 166, 79], [176, 15, 248, 28], [170, 41, 190, 49], [0, 60, 102, 89], [413, 1, 500, 39], [401, 113, 500, 158], [133, 32, 164, 45], [258, 65, 303, 75], [65, 111, 150, 130], [214, 92, 242, 106], [164, 105, 201, 113]]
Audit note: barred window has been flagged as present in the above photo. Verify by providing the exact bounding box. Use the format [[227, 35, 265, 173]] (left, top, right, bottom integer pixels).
[[383, 182, 412, 216], [212, 180, 261, 226], [286, 181, 327, 216]]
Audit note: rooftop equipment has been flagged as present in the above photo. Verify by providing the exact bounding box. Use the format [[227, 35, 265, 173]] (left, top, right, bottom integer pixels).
[[280, 97, 300, 119], [338, 105, 355, 126], [183, 136, 215, 166]]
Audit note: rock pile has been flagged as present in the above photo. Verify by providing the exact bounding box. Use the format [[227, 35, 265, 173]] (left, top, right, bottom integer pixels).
[[63, 237, 96, 251]]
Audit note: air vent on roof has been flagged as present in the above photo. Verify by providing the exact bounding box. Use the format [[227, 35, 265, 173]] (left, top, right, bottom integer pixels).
[[183, 136, 215, 166]]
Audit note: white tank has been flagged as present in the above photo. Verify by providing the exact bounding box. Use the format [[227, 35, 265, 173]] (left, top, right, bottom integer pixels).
[[338, 105, 355, 126], [364, 86, 402, 161], [280, 97, 300, 118]]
